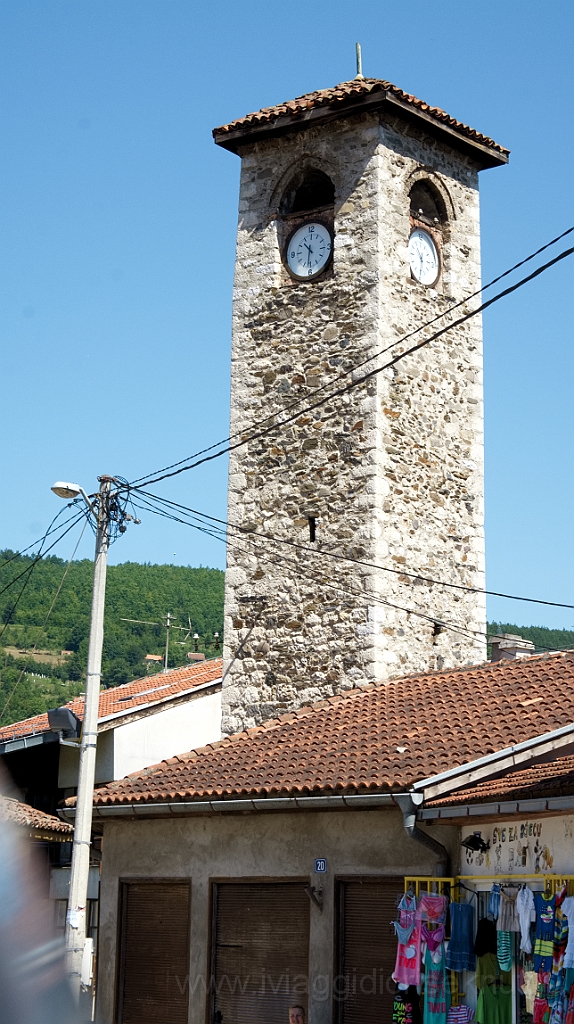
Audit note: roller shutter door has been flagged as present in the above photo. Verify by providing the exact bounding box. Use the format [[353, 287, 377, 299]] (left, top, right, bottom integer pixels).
[[116, 880, 191, 1024], [336, 877, 405, 1024], [211, 881, 310, 1024]]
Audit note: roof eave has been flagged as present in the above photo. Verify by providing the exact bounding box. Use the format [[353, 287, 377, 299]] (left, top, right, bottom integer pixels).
[[63, 790, 401, 820], [413, 720, 574, 802], [213, 90, 509, 170]]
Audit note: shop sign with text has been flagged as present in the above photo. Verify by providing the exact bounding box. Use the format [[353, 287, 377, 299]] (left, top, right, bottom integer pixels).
[[461, 816, 574, 876]]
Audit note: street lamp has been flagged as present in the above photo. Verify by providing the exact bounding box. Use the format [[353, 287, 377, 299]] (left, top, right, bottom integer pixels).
[[51, 475, 112, 1011], [51, 481, 96, 515]]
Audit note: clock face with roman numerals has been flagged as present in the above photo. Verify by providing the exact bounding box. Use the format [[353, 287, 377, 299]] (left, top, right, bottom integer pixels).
[[286, 222, 333, 280]]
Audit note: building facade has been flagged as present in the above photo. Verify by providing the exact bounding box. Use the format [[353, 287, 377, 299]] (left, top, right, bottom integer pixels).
[[215, 79, 508, 734], [81, 650, 574, 1024]]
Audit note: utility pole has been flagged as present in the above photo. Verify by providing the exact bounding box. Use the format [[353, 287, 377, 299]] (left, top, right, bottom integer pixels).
[[120, 613, 192, 671], [64, 477, 111, 1010], [164, 611, 173, 672]]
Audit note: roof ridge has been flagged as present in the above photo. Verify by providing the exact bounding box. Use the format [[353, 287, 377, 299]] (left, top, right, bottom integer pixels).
[[213, 77, 509, 160]]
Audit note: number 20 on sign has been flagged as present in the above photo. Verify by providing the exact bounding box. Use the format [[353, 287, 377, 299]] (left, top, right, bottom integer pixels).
[[315, 859, 327, 873]]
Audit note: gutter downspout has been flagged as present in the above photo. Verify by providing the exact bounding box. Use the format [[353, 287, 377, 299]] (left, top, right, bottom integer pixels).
[[394, 793, 450, 877]]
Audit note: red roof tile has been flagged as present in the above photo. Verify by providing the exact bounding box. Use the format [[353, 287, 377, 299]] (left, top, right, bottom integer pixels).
[[429, 754, 574, 806], [83, 651, 574, 808], [0, 659, 223, 743], [0, 796, 73, 836], [213, 78, 509, 164]]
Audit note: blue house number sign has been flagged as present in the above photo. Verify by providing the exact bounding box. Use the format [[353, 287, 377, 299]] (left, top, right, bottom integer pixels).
[[315, 858, 327, 873]]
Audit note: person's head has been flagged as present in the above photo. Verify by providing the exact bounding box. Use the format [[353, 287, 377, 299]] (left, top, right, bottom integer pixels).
[[289, 1006, 306, 1024]]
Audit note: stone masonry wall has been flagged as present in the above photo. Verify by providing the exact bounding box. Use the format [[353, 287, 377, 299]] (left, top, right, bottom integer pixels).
[[221, 109, 487, 735]]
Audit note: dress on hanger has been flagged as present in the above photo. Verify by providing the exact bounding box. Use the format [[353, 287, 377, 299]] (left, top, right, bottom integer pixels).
[[497, 888, 520, 932], [424, 943, 450, 1024], [534, 894, 557, 973], [394, 893, 423, 987], [446, 903, 476, 972], [517, 886, 536, 955]]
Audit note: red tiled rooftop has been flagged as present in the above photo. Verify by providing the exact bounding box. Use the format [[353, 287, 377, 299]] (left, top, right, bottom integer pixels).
[[0, 796, 73, 836], [430, 753, 574, 807], [83, 650, 574, 809], [0, 659, 223, 744], [213, 78, 509, 165]]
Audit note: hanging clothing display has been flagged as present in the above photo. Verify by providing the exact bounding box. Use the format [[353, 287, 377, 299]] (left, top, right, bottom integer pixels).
[[446, 1006, 474, 1024], [517, 886, 536, 955], [475, 919, 498, 958], [420, 892, 448, 925], [488, 885, 501, 922], [423, 943, 450, 1024], [523, 971, 539, 1015], [476, 953, 498, 990], [497, 931, 513, 973], [393, 893, 423, 988], [393, 984, 422, 1024], [560, 978, 572, 1024], [497, 888, 521, 932], [562, 896, 574, 970], [475, 983, 512, 1024], [534, 894, 557, 973], [446, 902, 476, 972], [547, 887, 569, 1023], [393, 879, 574, 1024], [422, 923, 446, 956], [476, 953, 510, 990], [534, 970, 551, 1024]]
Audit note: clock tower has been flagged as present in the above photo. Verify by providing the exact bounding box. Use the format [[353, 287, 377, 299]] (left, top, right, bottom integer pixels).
[[213, 77, 508, 736]]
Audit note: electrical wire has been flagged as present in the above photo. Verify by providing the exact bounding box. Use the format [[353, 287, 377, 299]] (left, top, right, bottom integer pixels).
[[143, 499, 574, 655], [130, 487, 574, 613], [127, 228, 574, 489], [129, 493, 558, 654], [0, 517, 89, 725], [128, 496, 476, 640], [0, 510, 87, 635], [0, 504, 83, 572]]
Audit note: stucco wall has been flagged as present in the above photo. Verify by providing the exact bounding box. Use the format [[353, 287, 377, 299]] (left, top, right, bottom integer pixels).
[[58, 691, 221, 788], [222, 106, 488, 735], [96, 806, 459, 1024], [112, 691, 222, 779], [59, 729, 114, 789]]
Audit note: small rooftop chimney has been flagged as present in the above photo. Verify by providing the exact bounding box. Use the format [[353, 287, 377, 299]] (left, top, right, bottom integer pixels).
[[490, 633, 535, 662]]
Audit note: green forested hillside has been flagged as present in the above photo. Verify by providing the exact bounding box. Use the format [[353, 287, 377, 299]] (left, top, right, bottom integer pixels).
[[1, 545, 572, 731], [487, 622, 574, 654], [0, 551, 224, 727]]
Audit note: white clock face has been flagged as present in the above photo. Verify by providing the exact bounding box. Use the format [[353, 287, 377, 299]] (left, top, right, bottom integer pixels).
[[408, 228, 439, 286], [286, 222, 332, 279]]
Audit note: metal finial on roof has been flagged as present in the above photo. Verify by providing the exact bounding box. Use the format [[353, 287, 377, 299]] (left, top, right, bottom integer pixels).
[[355, 42, 364, 79]]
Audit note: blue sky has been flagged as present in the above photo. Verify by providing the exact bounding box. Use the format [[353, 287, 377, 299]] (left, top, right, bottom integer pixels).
[[0, 1, 572, 629]]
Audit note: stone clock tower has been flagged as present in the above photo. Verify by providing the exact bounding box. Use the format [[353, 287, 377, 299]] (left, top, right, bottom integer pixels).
[[213, 77, 508, 735]]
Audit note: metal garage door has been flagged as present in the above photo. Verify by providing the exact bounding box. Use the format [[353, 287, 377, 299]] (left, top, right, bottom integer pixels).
[[335, 877, 404, 1024], [116, 880, 191, 1024], [211, 881, 310, 1024]]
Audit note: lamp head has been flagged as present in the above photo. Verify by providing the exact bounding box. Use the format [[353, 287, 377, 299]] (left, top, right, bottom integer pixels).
[[51, 481, 82, 500], [461, 831, 490, 854]]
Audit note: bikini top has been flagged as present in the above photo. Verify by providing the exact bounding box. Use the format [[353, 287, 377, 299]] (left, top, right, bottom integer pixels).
[[420, 892, 447, 924], [422, 923, 446, 952]]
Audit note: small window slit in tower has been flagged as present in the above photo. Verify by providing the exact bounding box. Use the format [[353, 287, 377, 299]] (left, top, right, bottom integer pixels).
[[308, 516, 316, 543]]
